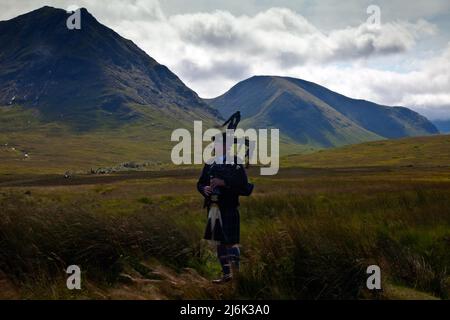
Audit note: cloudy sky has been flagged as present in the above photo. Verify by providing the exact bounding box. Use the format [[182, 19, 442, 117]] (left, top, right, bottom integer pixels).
[[1, 0, 450, 120]]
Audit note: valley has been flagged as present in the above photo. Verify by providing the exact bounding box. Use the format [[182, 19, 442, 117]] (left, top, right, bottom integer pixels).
[[0, 5, 448, 301]]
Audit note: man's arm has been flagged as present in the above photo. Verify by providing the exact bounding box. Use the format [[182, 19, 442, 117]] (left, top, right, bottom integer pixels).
[[197, 164, 212, 197]]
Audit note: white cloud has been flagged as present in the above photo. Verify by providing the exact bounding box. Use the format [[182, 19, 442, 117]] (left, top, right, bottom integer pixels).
[[161, 8, 436, 65], [110, 3, 448, 120], [283, 44, 450, 120]]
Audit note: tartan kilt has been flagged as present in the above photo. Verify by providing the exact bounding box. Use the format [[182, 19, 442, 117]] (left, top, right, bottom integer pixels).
[[204, 206, 240, 245]]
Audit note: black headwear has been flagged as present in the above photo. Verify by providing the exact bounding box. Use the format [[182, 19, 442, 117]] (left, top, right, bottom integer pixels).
[[213, 111, 251, 168]]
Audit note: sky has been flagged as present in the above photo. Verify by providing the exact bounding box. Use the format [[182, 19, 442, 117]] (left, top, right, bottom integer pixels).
[[1, 0, 450, 120]]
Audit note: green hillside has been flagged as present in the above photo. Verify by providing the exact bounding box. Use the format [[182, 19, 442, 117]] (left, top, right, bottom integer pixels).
[[0, 104, 218, 174], [282, 134, 450, 168], [208, 76, 438, 148]]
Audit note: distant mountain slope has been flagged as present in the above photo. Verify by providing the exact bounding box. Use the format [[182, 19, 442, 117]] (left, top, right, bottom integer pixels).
[[207, 76, 439, 147], [282, 134, 450, 168], [0, 6, 218, 129], [433, 120, 450, 133], [283, 77, 439, 139]]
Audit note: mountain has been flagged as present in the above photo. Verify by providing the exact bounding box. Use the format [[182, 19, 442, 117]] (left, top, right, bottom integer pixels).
[[0, 6, 222, 172], [207, 76, 439, 148], [433, 120, 450, 133], [0, 6, 218, 130], [0, 7, 441, 173]]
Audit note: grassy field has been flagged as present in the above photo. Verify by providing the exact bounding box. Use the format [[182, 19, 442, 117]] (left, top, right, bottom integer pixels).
[[0, 105, 198, 174], [0, 135, 449, 299], [283, 134, 450, 168], [0, 105, 308, 175]]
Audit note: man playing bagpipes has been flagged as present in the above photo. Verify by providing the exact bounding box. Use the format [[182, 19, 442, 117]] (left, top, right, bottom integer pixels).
[[197, 111, 254, 284]]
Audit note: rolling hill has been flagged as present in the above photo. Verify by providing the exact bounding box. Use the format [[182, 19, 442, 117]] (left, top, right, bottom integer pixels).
[[207, 76, 439, 148], [282, 134, 450, 168]]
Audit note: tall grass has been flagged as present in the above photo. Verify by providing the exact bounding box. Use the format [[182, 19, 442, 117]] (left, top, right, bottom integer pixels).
[[0, 182, 449, 299], [237, 189, 450, 299], [0, 192, 192, 294]]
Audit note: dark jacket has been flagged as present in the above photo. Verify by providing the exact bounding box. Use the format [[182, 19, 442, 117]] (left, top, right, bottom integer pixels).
[[197, 159, 251, 209]]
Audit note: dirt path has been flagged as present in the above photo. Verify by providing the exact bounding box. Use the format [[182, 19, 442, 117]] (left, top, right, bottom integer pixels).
[[0, 166, 404, 188], [0, 169, 199, 187]]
